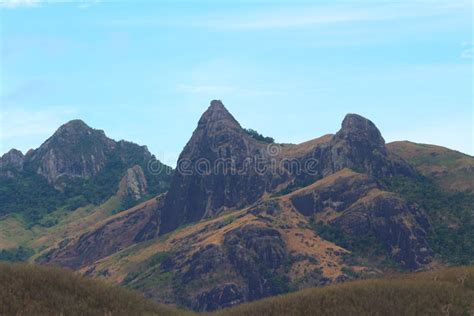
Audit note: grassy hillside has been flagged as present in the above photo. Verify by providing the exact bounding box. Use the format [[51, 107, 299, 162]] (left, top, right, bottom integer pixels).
[[1, 263, 472, 315], [215, 266, 474, 316], [387, 141, 474, 193], [0, 263, 189, 316]]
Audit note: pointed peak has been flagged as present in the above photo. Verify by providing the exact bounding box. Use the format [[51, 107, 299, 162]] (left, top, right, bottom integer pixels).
[[198, 100, 241, 129], [209, 99, 226, 109], [4, 148, 23, 158], [0, 148, 24, 170], [59, 119, 91, 131], [52, 119, 106, 139]]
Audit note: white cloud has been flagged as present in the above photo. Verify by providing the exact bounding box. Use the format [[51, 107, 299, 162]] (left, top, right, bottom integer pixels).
[[0, 0, 101, 8], [0, 0, 41, 8], [103, 0, 471, 30], [461, 48, 473, 59], [461, 42, 473, 59]]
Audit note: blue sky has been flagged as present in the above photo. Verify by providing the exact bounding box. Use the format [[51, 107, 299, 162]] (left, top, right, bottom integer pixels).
[[0, 0, 472, 166]]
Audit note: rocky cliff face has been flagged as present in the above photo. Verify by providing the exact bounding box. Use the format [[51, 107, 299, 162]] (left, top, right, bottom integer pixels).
[[0, 149, 24, 177], [0, 119, 171, 222], [289, 169, 431, 269], [118, 165, 149, 201], [160, 100, 288, 234], [25, 120, 116, 184], [33, 101, 439, 312], [159, 103, 414, 235]]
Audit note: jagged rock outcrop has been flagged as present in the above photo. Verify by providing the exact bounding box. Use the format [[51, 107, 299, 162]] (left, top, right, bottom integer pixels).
[[0, 119, 171, 220], [288, 169, 431, 269], [0, 149, 24, 177], [159, 100, 288, 234], [25, 120, 117, 184], [118, 165, 148, 201], [159, 103, 414, 235]]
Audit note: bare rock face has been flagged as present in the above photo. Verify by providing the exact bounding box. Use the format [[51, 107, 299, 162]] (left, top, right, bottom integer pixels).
[[20, 119, 158, 193], [159, 103, 414, 235], [118, 165, 148, 201], [0, 149, 24, 177], [289, 169, 431, 269], [25, 120, 117, 184], [295, 114, 414, 182], [159, 100, 288, 234]]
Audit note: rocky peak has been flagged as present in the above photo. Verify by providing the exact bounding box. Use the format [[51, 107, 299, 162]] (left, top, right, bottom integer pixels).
[[159, 100, 281, 235], [336, 114, 386, 148], [0, 149, 24, 172], [197, 100, 241, 130], [26, 119, 116, 184], [55, 119, 92, 133]]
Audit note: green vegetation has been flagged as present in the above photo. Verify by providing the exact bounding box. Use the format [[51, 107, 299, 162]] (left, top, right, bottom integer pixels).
[[1, 262, 473, 315], [214, 266, 474, 316], [0, 171, 66, 226], [244, 128, 275, 143], [385, 175, 474, 265], [0, 262, 189, 316], [0, 246, 34, 262], [313, 221, 384, 255], [123, 251, 173, 289], [0, 152, 171, 228]]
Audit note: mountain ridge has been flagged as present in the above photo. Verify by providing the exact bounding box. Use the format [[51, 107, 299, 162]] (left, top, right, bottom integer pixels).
[[1, 100, 473, 312]]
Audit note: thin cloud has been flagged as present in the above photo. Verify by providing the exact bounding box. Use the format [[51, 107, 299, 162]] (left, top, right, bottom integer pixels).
[[103, 1, 471, 30], [0, 0, 101, 8], [461, 42, 473, 59], [0, 0, 41, 8]]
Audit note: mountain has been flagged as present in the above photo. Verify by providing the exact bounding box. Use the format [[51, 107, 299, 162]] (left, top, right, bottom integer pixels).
[[0, 119, 171, 228], [1, 100, 473, 312], [160, 100, 290, 234], [160, 101, 414, 235]]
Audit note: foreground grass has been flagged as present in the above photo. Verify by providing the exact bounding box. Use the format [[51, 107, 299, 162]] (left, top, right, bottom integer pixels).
[[213, 266, 474, 316], [1, 263, 473, 315], [0, 262, 190, 316]]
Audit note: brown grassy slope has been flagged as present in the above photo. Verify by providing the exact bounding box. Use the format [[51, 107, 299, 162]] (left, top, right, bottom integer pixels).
[[213, 266, 474, 316], [1, 263, 473, 316], [0, 262, 191, 316], [387, 141, 474, 193]]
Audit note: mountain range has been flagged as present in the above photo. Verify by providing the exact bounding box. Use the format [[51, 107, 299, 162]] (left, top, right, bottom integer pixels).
[[1, 100, 473, 311]]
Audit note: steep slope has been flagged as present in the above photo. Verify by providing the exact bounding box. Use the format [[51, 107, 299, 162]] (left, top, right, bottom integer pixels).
[[25, 119, 117, 185], [160, 100, 289, 234], [160, 101, 415, 235], [0, 262, 187, 316], [37, 195, 165, 269], [0, 119, 171, 225], [36, 100, 437, 311], [387, 141, 474, 193], [287, 169, 431, 269], [58, 171, 431, 310]]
